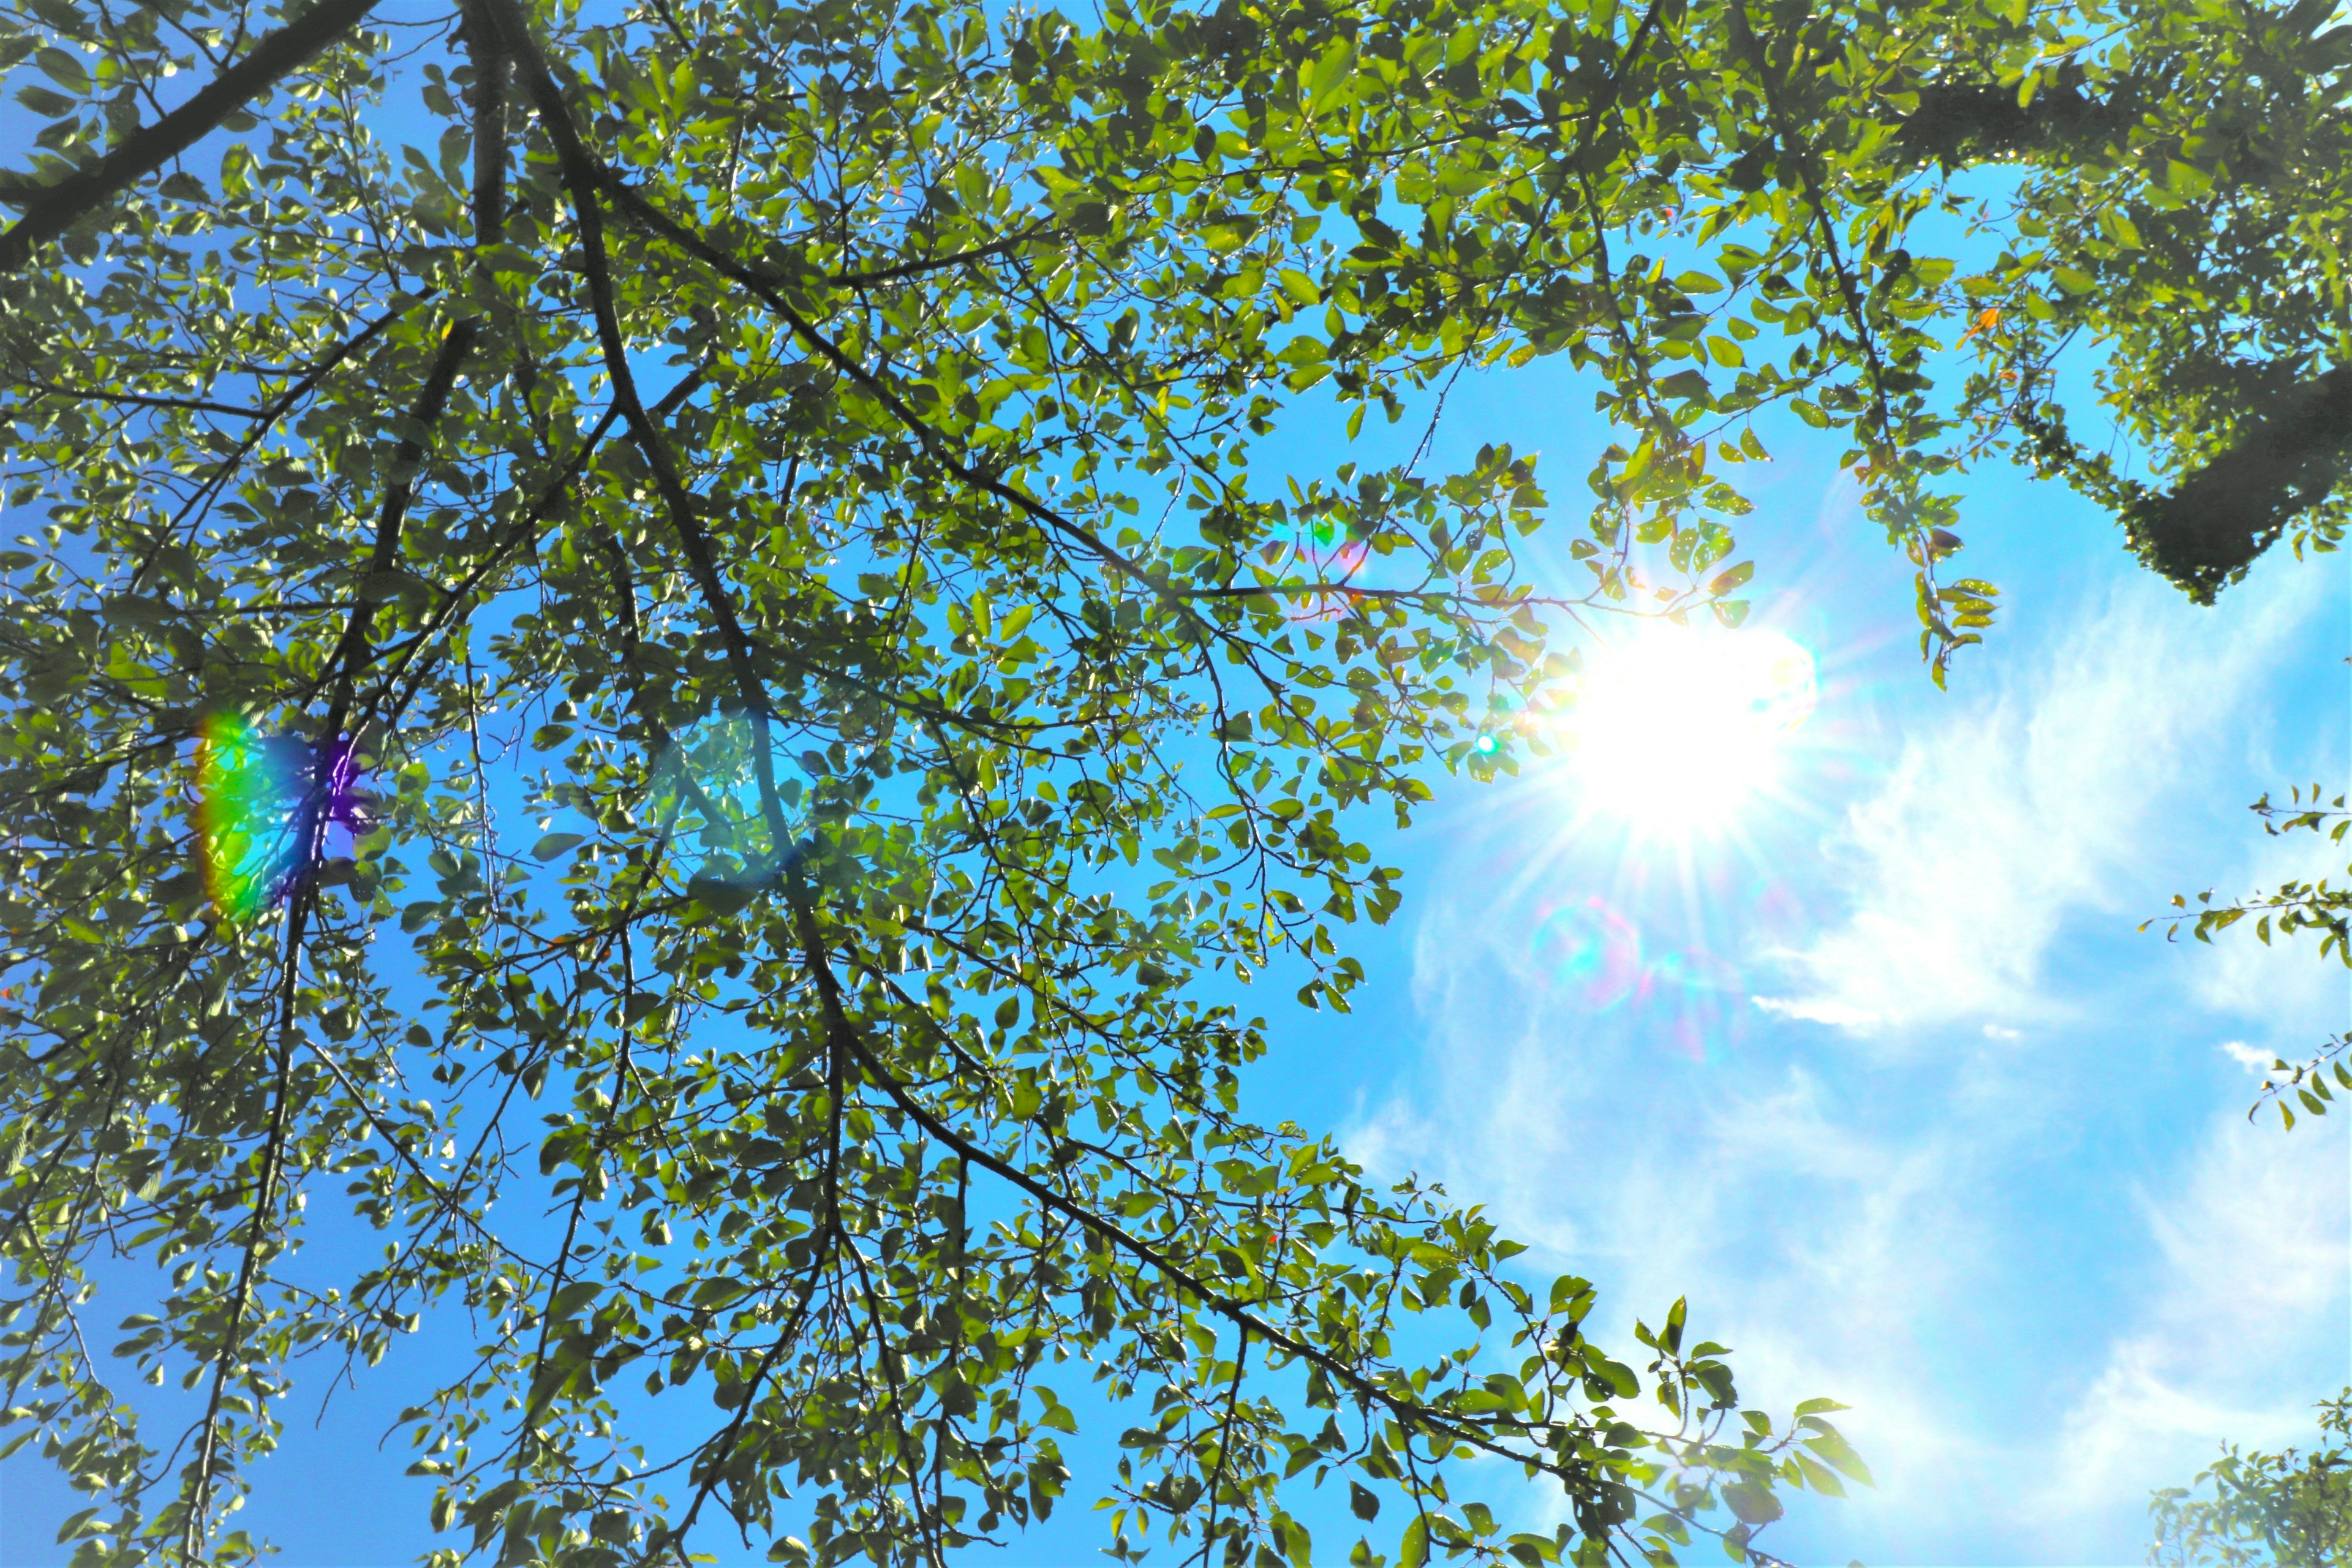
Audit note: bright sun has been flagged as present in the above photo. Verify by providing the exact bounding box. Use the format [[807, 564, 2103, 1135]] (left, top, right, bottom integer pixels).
[[1561, 624, 1819, 832]]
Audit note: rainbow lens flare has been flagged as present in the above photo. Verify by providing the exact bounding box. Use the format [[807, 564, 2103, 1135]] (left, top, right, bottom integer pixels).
[[195, 714, 365, 919], [1276, 515, 1370, 624], [647, 715, 815, 886]]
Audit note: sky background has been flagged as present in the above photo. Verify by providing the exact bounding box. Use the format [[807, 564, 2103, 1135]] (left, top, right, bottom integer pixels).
[[1308, 369, 2352, 1567], [5, 202, 2350, 1568]]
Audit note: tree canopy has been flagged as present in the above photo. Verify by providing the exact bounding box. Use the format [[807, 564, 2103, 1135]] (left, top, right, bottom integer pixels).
[[0, 0, 2344, 1563], [2150, 1392, 2352, 1568]]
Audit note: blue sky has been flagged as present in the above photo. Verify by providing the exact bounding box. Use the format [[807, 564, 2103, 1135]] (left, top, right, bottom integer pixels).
[[1248, 366, 2352, 1565]]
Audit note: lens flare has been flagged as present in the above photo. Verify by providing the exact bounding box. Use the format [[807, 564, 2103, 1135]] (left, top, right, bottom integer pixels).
[[1274, 514, 1368, 623], [1564, 625, 1817, 831], [648, 715, 816, 886], [195, 714, 366, 919], [1530, 896, 1743, 1061]]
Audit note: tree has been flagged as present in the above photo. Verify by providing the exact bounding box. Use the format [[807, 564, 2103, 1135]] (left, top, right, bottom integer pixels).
[[2150, 1392, 2352, 1568], [1, 0, 2342, 1563], [2152, 788, 2351, 1131]]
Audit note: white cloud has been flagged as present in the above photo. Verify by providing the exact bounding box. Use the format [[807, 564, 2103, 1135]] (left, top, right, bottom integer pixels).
[[1763, 567, 2335, 1037], [1355, 900, 2351, 1563], [1751, 993, 1882, 1029], [2027, 1109, 2350, 1556], [2218, 1039, 2273, 1071], [1346, 549, 2348, 1566], [1348, 957, 2038, 1558]]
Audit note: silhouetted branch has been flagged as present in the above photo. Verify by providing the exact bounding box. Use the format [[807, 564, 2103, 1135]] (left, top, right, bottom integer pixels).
[[2129, 363, 2352, 602], [0, 0, 384, 273]]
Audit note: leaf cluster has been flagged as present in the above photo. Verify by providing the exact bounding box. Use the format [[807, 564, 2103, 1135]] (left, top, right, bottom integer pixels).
[[2150, 1390, 2352, 1568]]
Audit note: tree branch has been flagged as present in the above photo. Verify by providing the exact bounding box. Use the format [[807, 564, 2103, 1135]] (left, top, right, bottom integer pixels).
[[1887, 69, 2144, 170], [777, 868, 1631, 1512], [2127, 363, 2352, 602], [831, 229, 1057, 287], [9, 377, 265, 418], [0, 0, 384, 273], [318, 316, 479, 741], [462, 2, 510, 248]]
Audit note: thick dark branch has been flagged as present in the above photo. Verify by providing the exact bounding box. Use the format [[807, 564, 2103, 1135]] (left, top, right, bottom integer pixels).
[[485, 0, 759, 695], [0, 0, 383, 273], [1887, 69, 2145, 169], [319, 316, 478, 737], [462, 2, 510, 246], [2128, 363, 2352, 602]]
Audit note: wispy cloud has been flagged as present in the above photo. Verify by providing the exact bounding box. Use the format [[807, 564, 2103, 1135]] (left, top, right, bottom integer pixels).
[[1756, 567, 2335, 1037], [1751, 994, 1880, 1029], [2027, 1109, 2350, 1558], [1351, 943, 2046, 1559], [1351, 551, 2347, 1566]]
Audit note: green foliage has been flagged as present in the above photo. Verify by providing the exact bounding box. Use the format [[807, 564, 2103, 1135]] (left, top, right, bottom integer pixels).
[[2151, 1391, 2352, 1568], [2149, 786, 2352, 1129], [2, 0, 2346, 1561]]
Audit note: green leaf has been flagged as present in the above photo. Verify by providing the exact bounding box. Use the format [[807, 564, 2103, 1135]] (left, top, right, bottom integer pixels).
[[532, 831, 587, 861], [687, 873, 758, 915], [15, 84, 73, 116], [1400, 1514, 1429, 1568], [1300, 41, 1356, 116], [547, 1281, 600, 1321], [1721, 1479, 1781, 1526], [1801, 1423, 1875, 1487], [1791, 1449, 1845, 1497], [34, 47, 89, 95], [1658, 369, 1711, 403]]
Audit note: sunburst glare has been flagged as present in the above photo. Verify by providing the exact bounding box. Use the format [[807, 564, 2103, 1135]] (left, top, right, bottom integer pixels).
[[1561, 624, 1819, 833]]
